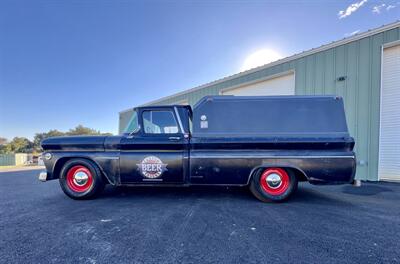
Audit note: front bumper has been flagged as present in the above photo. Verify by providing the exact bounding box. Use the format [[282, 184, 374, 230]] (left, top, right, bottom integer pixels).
[[38, 171, 48, 182]]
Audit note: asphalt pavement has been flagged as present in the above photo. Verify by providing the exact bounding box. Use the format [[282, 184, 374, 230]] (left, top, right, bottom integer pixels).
[[0, 169, 399, 264]]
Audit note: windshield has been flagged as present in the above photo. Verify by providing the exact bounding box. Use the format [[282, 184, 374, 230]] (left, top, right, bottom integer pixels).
[[123, 110, 139, 134]]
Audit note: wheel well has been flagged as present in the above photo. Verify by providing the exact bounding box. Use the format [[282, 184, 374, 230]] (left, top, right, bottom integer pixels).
[[53, 157, 108, 183], [53, 157, 72, 179], [250, 166, 308, 183], [287, 167, 308, 182]]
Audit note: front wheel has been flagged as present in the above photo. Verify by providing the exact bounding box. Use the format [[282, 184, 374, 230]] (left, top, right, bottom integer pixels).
[[59, 159, 105, 200], [249, 167, 298, 202]]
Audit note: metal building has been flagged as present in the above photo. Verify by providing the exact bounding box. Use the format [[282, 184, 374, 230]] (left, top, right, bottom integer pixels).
[[120, 21, 400, 181]]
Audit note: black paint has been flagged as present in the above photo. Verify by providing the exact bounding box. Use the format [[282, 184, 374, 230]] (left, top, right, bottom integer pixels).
[[41, 96, 356, 187]]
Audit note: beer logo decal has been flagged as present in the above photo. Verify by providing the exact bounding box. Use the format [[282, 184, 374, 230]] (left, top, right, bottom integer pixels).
[[137, 156, 168, 178]]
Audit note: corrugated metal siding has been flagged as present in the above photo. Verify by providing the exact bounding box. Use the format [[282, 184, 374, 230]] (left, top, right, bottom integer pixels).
[[0, 154, 16, 166], [120, 26, 400, 181], [0, 153, 29, 166]]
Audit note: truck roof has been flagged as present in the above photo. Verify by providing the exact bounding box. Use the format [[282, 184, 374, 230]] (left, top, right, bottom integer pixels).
[[193, 95, 340, 107], [136, 104, 191, 109]]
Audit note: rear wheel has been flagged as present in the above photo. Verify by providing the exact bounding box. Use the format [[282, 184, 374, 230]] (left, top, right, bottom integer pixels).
[[250, 167, 298, 202], [59, 159, 105, 200]]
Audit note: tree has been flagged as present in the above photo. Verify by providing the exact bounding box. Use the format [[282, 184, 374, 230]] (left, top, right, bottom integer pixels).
[[33, 130, 65, 152], [7, 137, 33, 153], [2, 126, 113, 154], [0, 144, 12, 154], [0, 137, 7, 145], [66, 125, 102, 136]]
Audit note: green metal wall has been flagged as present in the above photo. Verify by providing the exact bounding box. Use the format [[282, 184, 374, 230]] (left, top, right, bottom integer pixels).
[[0, 154, 16, 166], [0, 154, 30, 166], [120, 26, 400, 181]]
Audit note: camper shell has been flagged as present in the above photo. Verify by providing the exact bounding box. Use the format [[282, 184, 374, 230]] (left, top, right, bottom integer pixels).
[[192, 95, 350, 138]]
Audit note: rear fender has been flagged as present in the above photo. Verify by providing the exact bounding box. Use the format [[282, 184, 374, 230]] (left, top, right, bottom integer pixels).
[[247, 163, 309, 185]]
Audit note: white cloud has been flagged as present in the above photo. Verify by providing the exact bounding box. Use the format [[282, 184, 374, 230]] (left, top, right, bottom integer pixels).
[[386, 4, 396, 10], [372, 4, 386, 14], [241, 49, 283, 72], [338, 0, 368, 19], [344, 30, 361, 37], [372, 3, 397, 14]]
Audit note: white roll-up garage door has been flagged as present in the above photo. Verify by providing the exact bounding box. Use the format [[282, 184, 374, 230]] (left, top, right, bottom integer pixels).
[[379, 43, 400, 181], [220, 71, 295, 96]]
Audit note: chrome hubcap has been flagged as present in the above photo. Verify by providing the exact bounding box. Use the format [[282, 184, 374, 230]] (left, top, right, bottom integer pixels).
[[266, 173, 282, 189], [73, 171, 89, 186]]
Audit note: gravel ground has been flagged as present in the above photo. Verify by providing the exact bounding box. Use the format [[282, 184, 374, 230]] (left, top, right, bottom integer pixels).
[[0, 169, 399, 264]]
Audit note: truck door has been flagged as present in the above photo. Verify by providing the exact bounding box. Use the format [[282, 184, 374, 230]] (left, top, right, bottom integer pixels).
[[120, 107, 189, 184]]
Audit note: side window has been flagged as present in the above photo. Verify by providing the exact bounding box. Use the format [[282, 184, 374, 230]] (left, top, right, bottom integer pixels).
[[143, 110, 179, 134]]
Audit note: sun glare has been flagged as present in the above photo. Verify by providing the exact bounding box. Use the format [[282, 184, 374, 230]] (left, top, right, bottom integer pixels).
[[241, 49, 283, 72]]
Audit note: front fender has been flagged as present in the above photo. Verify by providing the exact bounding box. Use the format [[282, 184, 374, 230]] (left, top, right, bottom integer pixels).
[[43, 152, 120, 185]]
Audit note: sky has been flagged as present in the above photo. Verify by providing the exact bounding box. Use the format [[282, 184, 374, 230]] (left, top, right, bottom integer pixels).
[[0, 0, 399, 140]]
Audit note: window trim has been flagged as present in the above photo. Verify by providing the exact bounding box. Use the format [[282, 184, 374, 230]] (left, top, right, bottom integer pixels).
[[174, 107, 185, 134]]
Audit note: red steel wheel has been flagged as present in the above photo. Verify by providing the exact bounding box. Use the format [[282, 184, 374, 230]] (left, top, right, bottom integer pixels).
[[66, 165, 93, 193], [259, 168, 290, 196]]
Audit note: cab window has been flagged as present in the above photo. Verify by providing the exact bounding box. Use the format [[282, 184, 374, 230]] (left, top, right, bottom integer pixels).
[[143, 110, 179, 134]]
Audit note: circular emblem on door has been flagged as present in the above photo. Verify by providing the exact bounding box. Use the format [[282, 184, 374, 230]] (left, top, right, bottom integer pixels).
[[137, 156, 168, 178]]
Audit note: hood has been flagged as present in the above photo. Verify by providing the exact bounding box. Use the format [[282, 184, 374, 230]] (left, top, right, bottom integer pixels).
[[41, 135, 108, 151]]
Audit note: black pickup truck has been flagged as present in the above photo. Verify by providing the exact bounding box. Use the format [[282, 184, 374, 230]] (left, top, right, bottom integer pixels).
[[39, 96, 356, 202]]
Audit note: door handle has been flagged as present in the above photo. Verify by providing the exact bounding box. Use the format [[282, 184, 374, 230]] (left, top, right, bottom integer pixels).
[[168, 136, 181, 141]]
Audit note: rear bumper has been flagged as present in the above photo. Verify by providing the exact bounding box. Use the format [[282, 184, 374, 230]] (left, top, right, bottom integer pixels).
[[38, 171, 48, 182]]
